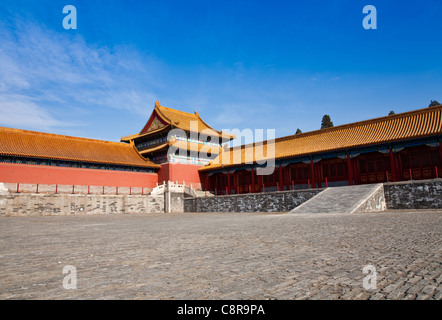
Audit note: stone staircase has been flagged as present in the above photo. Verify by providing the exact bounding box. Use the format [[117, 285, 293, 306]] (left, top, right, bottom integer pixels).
[[150, 181, 199, 197], [193, 190, 215, 197], [289, 183, 385, 214], [150, 181, 215, 198], [0, 183, 8, 195]]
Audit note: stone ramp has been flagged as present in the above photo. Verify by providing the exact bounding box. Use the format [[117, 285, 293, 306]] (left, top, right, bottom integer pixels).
[[289, 183, 385, 214], [0, 182, 8, 195], [193, 190, 215, 197]]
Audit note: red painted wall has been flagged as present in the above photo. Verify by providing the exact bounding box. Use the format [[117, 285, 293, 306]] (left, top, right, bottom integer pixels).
[[157, 162, 170, 185], [0, 163, 158, 188], [158, 162, 203, 188]]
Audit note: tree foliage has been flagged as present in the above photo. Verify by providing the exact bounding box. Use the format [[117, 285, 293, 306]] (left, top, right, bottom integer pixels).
[[429, 100, 440, 107], [321, 114, 334, 129]]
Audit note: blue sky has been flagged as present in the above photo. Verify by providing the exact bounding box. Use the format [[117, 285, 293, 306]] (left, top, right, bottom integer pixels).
[[0, 0, 441, 143]]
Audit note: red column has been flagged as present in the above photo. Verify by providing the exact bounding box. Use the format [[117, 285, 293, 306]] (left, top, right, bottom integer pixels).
[[278, 164, 283, 191], [347, 155, 353, 186], [310, 160, 316, 189], [286, 166, 290, 190], [439, 143, 442, 165], [234, 171, 239, 194], [315, 162, 321, 188], [285, 166, 290, 189], [258, 171, 263, 192], [353, 157, 360, 185], [251, 168, 255, 193], [227, 171, 231, 195], [389, 149, 397, 182]]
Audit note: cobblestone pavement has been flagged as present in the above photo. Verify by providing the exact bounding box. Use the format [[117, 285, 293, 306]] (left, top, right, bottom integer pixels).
[[0, 210, 441, 300]]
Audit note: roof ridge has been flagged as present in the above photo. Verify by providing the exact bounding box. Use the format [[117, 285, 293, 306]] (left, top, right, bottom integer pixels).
[[0, 126, 129, 146], [163, 105, 235, 135], [0, 126, 160, 168], [227, 105, 442, 151], [154, 104, 173, 123], [123, 124, 172, 141], [202, 105, 442, 171], [157, 104, 198, 117], [194, 112, 221, 133], [278, 105, 442, 142], [130, 142, 157, 165]]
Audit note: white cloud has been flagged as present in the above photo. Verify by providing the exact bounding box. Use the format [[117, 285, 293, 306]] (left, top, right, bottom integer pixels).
[[0, 17, 161, 132], [0, 94, 64, 130]]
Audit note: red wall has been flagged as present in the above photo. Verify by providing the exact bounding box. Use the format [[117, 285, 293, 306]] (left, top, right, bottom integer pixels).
[[0, 163, 158, 188], [158, 162, 203, 188]]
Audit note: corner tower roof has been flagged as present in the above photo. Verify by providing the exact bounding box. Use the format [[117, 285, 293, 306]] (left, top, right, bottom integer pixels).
[[121, 101, 236, 142]]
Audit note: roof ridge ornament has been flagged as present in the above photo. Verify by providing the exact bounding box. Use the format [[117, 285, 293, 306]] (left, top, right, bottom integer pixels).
[[155, 100, 161, 108]]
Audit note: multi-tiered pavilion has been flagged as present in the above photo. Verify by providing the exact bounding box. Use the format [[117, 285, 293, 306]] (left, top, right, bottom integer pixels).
[[120, 101, 235, 188]]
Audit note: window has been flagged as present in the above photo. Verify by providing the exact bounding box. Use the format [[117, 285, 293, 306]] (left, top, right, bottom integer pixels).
[[330, 164, 337, 176], [401, 155, 409, 169], [411, 156, 419, 168], [367, 161, 375, 173], [376, 160, 383, 172], [322, 165, 329, 177], [337, 163, 344, 176], [359, 160, 367, 174], [431, 150, 440, 166], [421, 154, 430, 167]]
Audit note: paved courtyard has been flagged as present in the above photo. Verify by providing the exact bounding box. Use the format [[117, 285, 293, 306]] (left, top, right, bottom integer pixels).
[[0, 210, 441, 300]]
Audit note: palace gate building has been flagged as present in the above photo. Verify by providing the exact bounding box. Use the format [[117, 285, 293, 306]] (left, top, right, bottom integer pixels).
[[120, 101, 235, 189], [0, 102, 441, 194]]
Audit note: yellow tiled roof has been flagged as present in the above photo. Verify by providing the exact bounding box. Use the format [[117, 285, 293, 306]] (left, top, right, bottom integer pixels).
[[200, 105, 442, 171], [139, 142, 170, 155], [0, 127, 160, 168], [121, 124, 172, 142], [121, 102, 236, 141]]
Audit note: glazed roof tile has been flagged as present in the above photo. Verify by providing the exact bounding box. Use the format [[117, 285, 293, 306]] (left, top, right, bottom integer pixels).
[[121, 102, 236, 141], [0, 127, 159, 168], [200, 105, 442, 171]]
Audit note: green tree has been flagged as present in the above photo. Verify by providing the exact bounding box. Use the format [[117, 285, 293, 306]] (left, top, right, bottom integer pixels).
[[295, 128, 302, 134], [429, 100, 440, 107], [321, 114, 334, 129]]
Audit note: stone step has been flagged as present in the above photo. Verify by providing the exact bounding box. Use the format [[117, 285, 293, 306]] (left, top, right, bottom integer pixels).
[[194, 190, 215, 197], [289, 183, 385, 214], [0, 182, 8, 195]]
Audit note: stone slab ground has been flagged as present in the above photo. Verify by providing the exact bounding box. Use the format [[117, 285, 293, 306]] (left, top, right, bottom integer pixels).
[[0, 210, 441, 300]]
